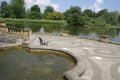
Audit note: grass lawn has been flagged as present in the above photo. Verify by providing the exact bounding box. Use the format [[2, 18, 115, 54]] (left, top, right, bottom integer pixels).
[[0, 18, 68, 26]]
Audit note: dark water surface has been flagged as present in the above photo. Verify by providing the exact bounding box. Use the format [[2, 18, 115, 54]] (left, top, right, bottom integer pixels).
[[7, 23, 120, 42], [0, 47, 75, 80]]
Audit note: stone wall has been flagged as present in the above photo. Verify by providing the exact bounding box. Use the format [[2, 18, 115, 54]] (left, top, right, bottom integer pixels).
[[0, 21, 32, 39], [0, 22, 6, 27], [0, 26, 8, 33]]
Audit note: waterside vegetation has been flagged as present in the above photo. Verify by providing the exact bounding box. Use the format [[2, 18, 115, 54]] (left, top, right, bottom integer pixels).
[[2, 18, 68, 26], [0, 0, 120, 27]]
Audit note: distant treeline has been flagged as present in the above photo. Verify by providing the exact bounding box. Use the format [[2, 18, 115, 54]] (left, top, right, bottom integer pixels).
[[0, 0, 120, 26]]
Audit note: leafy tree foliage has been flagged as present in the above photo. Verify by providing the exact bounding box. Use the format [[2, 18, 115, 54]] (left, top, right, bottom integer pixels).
[[0, 1, 11, 18], [46, 12, 64, 20], [44, 6, 54, 14], [82, 9, 94, 18], [109, 11, 119, 25], [67, 13, 84, 26], [68, 6, 81, 15], [27, 12, 41, 19], [0, 0, 120, 26], [27, 5, 41, 19], [118, 15, 120, 24], [64, 6, 81, 19], [44, 6, 54, 19], [11, 0, 25, 18], [31, 5, 40, 12], [96, 9, 108, 17], [65, 6, 83, 26], [96, 9, 111, 24]]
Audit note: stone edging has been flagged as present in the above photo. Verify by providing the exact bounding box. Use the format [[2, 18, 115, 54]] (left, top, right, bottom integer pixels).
[[26, 46, 87, 80], [0, 43, 22, 49], [71, 35, 120, 45]]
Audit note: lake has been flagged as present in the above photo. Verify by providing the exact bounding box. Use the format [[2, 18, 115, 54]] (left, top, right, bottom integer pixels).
[[7, 23, 120, 42]]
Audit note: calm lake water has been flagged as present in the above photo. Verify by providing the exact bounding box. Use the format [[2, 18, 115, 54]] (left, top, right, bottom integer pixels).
[[0, 47, 75, 80], [8, 23, 120, 42]]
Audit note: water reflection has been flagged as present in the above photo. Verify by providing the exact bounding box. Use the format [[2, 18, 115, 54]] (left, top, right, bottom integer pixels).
[[39, 27, 45, 33], [0, 47, 75, 80], [7, 23, 120, 42]]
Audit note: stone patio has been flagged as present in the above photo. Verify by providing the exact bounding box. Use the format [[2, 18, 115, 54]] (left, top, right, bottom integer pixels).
[[24, 33, 120, 80]]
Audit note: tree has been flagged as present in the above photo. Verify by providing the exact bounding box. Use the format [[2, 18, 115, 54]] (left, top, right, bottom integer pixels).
[[44, 6, 54, 14], [109, 11, 119, 25], [67, 13, 84, 26], [64, 6, 81, 19], [96, 9, 110, 24], [25, 8, 30, 18], [44, 6, 54, 19], [68, 6, 81, 15], [82, 9, 94, 18], [11, 0, 25, 18], [28, 12, 41, 19], [46, 12, 64, 20], [118, 14, 120, 24], [31, 5, 40, 12], [0, 1, 11, 18], [96, 9, 108, 17], [64, 6, 83, 26], [27, 4, 41, 19]]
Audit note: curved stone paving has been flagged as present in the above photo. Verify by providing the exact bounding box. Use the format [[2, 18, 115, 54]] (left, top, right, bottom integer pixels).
[[49, 39, 83, 48], [111, 62, 120, 80], [24, 34, 120, 80], [83, 48, 120, 59]]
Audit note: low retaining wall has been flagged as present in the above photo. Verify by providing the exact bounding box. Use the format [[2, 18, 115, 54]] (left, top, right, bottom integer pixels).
[[0, 26, 32, 39], [26, 46, 87, 80], [69, 35, 120, 46], [0, 43, 22, 49], [64, 59, 86, 80]]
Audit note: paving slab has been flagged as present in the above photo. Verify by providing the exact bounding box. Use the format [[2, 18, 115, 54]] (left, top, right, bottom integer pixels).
[[24, 33, 120, 80]]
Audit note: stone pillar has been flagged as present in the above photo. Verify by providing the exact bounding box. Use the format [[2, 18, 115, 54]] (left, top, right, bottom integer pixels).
[[23, 29, 32, 39], [0, 27, 1, 33], [0, 22, 6, 27], [0, 26, 8, 33], [9, 29, 12, 33], [0, 20, 7, 33], [23, 30, 29, 38], [62, 30, 69, 37], [99, 35, 110, 43], [29, 30, 32, 35], [20, 31, 24, 38]]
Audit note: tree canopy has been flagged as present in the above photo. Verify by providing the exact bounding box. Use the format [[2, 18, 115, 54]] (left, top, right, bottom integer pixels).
[[64, 6, 84, 26], [0, 1, 11, 18], [67, 13, 84, 26], [64, 6, 81, 19], [11, 0, 25, 18], [27, 5, 41, 19], [0, 0, 120, 26], [31, 5, 40, 12], [82, 9, 94, 18], [118, 15, 120, 24], [44, 6, 54, 14], [46, 12, 65, 20]]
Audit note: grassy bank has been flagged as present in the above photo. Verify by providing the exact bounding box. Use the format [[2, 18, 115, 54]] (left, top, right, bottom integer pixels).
[[1, 18, 68, 26]]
